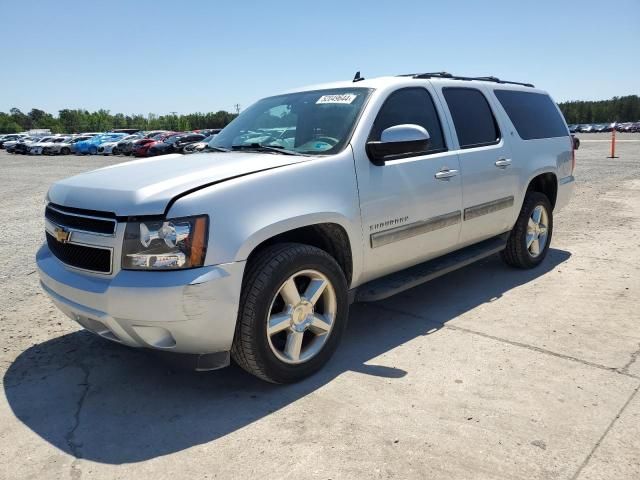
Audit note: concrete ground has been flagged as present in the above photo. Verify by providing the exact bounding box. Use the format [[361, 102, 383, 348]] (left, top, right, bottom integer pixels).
[[0, 133, 638, 479]]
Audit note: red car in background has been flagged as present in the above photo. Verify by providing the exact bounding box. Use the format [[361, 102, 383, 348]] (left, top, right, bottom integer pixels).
[[131, 132, 177, 157]]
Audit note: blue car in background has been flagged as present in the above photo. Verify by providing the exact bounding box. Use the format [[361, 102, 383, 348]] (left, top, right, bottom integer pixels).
[[75, 133, 128, 155]]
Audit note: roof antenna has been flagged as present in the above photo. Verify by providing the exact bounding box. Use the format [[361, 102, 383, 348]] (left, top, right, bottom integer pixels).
[[353, 71, 364, 83]]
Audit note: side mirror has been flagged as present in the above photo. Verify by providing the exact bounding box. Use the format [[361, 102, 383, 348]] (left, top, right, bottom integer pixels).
[[571, 134, 580, 150], [366, 124, 431, 166]]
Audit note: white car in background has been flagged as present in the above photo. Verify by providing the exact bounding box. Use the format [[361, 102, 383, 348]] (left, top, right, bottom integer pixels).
[[3, 135, 40, 150], [29, 136, 72, 155], [97, 134, 141, 155], [44, 135, 93, 155]]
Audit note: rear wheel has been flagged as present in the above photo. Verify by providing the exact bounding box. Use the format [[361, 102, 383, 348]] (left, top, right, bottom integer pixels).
[[501, 192, 553, 269], [231, 243, 348, 383], [60, 147, 70, 155], [89, 146, 98, 155]]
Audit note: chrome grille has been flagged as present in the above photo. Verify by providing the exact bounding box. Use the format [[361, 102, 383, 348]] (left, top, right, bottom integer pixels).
[[45, 204, 116, 235], [46, 232, 112, 273]]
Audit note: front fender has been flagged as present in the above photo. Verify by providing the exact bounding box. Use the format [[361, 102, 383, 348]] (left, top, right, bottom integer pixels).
[[167, 150, 364, 285], [236, 212, 356, 260]]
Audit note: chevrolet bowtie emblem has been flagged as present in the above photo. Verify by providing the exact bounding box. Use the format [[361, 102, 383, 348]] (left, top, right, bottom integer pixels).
[[54, 226, 71, 244]]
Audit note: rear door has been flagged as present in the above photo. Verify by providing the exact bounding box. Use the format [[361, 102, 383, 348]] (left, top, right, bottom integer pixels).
[[435, 85, 518, 245]]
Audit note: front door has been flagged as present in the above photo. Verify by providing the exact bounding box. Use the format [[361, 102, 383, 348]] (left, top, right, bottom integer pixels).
[[353, 86, 463, 283]]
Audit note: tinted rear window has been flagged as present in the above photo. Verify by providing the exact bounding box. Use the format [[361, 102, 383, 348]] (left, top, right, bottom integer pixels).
[[494, 90, 568, 140], [443, 88, 500, 149]]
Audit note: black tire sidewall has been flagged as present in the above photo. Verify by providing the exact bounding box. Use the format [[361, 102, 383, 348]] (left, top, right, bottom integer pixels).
[[241, 245, 348, 383], [518, 192, 553, 267]]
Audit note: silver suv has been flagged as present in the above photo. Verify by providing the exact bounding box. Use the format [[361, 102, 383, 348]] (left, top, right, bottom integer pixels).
[[37, 72, 575, 383]]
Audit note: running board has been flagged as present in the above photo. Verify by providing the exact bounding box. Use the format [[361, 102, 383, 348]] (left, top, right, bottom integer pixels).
[[353, 234, 508, 303]]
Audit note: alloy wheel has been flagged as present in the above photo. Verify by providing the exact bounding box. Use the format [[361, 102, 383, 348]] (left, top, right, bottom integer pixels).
[[266, 269, 337, 364], [526, 205, 549, 257]]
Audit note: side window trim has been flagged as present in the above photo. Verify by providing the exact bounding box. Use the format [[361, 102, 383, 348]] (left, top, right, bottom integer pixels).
[[442, 86, 502, 150], [367, 86, 448, 159]]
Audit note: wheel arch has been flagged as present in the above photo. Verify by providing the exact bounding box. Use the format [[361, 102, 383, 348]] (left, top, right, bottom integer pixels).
[[242, 218, 355, 286], [525, 171, 558, 209]]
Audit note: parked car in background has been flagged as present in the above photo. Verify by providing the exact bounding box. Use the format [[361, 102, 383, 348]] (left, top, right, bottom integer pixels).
[[46, 135, 94, 155], [183, 134, 217, 153], [147, 133, 206, 156], [29, 136, 72, 155], [593, 123, 611, 133], [98, 134, 142, 155], [131, 132, 176, 157], [0, 133, 28, 148], [193, 128, 222, 137], [14, 136, 56, 154], [75, 133, 128, 155], [5, 136, 41, 152], [115, 133, 146, 156], [617, 121, 640, 133], [109, 128, 142, 135]]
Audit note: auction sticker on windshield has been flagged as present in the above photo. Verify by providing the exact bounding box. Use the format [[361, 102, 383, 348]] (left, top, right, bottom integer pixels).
[[316, 94, 358, 104]]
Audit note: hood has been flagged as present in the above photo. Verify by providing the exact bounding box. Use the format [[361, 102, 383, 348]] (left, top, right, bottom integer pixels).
[[47, 151, 310, 216]]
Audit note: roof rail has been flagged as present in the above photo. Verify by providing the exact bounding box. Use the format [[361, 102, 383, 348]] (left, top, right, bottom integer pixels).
[[398, 72, 534, 88]]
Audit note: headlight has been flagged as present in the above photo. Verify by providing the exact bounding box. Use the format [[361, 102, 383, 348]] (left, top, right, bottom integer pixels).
[[122, 215, 208, 270]]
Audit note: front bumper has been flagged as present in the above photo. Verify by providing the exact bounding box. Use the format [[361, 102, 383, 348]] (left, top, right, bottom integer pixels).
[[37, 244, 245, 355]]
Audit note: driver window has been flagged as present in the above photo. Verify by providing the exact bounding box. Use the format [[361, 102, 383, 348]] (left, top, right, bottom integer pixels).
[[370, 87, 446, 154]]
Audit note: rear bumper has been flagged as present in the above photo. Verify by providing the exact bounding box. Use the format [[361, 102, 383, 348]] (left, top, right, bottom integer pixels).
[[37, 244, 245, 355], [555, 175, 575, 212]]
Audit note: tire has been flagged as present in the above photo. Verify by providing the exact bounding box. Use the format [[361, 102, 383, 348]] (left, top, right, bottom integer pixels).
[[89, 146, 97, 155], [61, 147, 70, 155], [112, 147, 119, 155], [231, 243, 349, 383], [501, 192, 553, 269]]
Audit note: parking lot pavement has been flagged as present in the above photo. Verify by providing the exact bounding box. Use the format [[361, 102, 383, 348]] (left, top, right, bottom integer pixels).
[[0, 137, 639, 480]]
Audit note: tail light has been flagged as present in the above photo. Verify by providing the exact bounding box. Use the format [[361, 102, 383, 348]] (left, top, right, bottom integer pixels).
[[570, 135, 576, 174]]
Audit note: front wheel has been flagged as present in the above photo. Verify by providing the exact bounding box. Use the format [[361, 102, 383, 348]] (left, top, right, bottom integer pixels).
[[231, 243, 348, 383], [501, 192, 553, 269], [60, 147, 70, 155]]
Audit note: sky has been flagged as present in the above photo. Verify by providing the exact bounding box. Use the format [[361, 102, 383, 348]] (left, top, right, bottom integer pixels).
[[1, 0, 638, 116]]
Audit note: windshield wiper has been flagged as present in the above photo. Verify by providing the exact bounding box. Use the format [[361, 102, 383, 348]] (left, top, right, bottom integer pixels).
[[230, 143, 305, 156], [207, 145, 231, 152]]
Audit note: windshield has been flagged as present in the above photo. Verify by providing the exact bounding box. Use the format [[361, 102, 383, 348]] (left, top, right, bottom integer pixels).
[[211, 87, 372, 155]]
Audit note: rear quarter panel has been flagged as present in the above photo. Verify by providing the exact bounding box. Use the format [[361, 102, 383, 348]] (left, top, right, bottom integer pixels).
[[486, 88, 572, 224]]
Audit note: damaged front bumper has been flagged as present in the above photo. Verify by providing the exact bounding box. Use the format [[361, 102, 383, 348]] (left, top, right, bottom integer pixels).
[[36, 244, 245, 364]]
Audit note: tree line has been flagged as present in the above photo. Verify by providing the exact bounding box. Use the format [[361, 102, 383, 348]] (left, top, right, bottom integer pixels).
[[557, 95, 640, 124], [0, 108, 238, 134]]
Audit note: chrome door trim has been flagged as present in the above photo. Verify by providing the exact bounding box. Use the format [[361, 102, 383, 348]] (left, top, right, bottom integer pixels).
[[370, 211, 461, 248], [464, 196, 514, 221]]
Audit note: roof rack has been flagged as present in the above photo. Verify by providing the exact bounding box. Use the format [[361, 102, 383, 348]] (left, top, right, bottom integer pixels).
[[397, 72, 534, 88]]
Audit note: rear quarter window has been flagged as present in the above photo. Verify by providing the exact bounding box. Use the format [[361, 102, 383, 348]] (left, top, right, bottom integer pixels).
[[494, 90, 568, 140]]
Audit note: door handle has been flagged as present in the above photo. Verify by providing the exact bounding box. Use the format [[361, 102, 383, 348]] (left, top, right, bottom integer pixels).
[[434, 169, 459, 180], [495, 158, 512, 168]]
